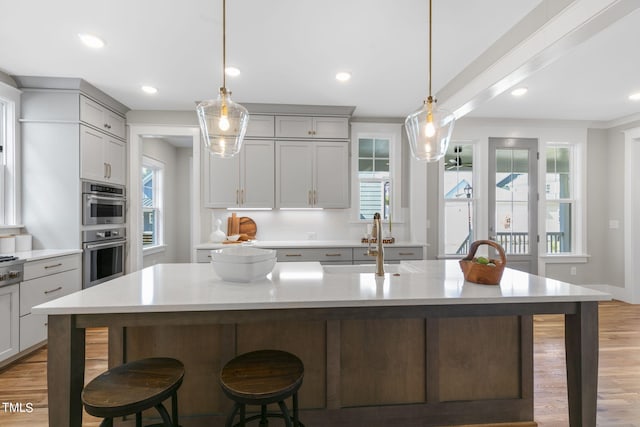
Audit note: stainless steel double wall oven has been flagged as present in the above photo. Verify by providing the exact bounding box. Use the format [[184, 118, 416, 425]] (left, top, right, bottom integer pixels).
[[82, 181, 126, 288]]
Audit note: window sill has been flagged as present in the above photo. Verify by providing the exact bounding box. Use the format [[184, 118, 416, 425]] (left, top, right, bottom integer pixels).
[[143, 244, 167, 256], [539, 254, 590, 264], [0, 224, 25, 229]]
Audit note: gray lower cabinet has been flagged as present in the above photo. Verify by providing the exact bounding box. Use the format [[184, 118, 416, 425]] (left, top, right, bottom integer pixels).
[[353, 246, 424, 263], [0, 284, 19, 364], [19, 254, 81, 351], [196, 245, 424, 265], [275, 248, 352, 264]]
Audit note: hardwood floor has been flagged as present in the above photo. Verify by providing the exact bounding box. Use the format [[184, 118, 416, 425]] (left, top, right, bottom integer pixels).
[[1, 301, 639, 426]]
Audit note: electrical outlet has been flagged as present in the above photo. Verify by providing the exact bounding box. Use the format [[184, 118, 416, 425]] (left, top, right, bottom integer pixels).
[[570, 266, 577, 276]]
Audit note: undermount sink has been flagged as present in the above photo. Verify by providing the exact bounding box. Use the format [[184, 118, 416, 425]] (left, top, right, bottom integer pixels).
[[322, 264, 419, 274]]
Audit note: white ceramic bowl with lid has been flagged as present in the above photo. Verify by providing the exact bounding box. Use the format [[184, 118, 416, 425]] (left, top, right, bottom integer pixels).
[[210, 246, 276, 264]]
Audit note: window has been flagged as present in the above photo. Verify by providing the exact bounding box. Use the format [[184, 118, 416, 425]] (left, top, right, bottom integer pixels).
[[358, 137, 391, 220], [0, 82, 20, 225], [351, 123, 402, 229], [442, 143, 474, 255], [142, 157, 164, 248], [0, 100, 6, 222], [545, 145, 574, 253]]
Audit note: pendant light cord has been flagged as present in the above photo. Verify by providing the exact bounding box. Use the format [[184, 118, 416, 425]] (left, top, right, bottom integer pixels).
[[222, 0, 227, 89], [428, 0, 432, 98]]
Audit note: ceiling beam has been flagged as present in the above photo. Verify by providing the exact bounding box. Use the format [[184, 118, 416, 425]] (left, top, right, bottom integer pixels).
[[438, 0, 640, 120]]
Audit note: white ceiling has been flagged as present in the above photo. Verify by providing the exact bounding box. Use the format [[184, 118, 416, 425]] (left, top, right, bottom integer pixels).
[[1, 0, 638, 123]]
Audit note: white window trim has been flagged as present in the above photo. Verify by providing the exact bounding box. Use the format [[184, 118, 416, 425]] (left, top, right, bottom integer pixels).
[[540, 140, 587, 257], [350, 122, 404, 224], [0, 82, 21, 226], [142, 156, 164, 253]]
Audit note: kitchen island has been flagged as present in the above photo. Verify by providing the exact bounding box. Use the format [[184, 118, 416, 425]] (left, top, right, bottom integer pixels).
[[33, 261, 609, 426]]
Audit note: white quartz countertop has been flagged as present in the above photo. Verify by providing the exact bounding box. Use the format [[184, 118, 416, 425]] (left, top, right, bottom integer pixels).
[[195, 240, 425, 249], [33, 261, 610, 316], [15, 249, 82, 262]]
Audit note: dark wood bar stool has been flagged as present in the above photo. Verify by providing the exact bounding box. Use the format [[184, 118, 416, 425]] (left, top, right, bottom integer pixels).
[[220, 349, 305, 427], [81, 357, 184, 427]]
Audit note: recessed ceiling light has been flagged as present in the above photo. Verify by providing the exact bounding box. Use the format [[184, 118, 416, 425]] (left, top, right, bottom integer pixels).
[[225, 67, 241, 77], [629, 92, 640, 101], [336, 72, 351, 82], [141, 86, 158, 95], [511, 87, 528, 97], [78, 33, 105, 49]]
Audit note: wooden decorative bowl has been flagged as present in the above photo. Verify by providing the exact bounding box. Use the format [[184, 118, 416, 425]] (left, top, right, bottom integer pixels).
[[459, 240, 507, 285]]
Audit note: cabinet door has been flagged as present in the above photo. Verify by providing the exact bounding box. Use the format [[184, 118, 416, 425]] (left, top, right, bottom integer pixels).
[[276, 142, 314, 208], [20, 313, 47, 351], [205, 152, 241, 208], [246, 115, 275, 138], [0, 284, 19, 362], [275, 116, 314, 138], [80, 95, 104, 129], [106, 138, 126, 185], [313, 117, 349, 139], [314, 142, 350, 208], [80, 126, 107, 182], [242, 140, 275, 208], [104, 110, 126, 140]]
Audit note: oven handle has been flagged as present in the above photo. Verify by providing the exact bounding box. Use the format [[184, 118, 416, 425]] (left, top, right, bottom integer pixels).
[[85, 240, 126, 250], [86, 195, 126, 202]]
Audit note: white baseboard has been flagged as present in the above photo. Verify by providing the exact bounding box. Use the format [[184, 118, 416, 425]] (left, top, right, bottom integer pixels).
[[579, 284, 635, 303]]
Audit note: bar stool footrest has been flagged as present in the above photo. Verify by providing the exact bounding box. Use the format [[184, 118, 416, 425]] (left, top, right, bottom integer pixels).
[[231, 413, 305, 427]]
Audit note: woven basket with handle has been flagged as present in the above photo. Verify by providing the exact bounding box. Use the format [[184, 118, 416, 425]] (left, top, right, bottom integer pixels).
[[459, 240, 507, 285]]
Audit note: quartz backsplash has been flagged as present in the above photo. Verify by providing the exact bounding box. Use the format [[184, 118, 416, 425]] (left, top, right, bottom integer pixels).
[[204, 209, 410, 243]]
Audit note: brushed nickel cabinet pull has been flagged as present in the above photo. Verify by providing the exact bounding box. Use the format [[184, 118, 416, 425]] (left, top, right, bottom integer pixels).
[[325, 253, 342, 257], [44, 263, 63, 269], [44, 286, 63, 294], [399, 252, 415, 256], [285, 254, 302, 257]]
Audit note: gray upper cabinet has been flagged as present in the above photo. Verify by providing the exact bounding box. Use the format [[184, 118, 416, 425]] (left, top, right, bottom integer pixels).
[[80, 95, 126, 140], [204, 140, 275, 208], [275, 140, 349, 208], [275, 116, 349, 139], [245, 115, 275, 138]]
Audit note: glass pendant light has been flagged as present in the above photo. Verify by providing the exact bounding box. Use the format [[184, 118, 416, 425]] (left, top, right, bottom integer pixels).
[[196, 0, 249, 158], [405, 0, 455, 162]]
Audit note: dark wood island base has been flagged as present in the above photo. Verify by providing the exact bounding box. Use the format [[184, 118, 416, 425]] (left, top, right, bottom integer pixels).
[[47, 301, 598, 426]]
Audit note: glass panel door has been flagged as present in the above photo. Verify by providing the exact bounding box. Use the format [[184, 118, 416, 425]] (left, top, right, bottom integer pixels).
[[488, 138, 538, 274]]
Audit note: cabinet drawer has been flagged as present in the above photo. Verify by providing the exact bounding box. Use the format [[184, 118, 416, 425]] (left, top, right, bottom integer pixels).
[[20, 269, 81, 316], [385, 246, 424, 260], [197, 249, 213, 263], [353, 246, 423, 261], [19, 313, 47, 351], [276, 248, 352, 262], [24, 254, 81, 281], [246, 115, 275, 137]]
